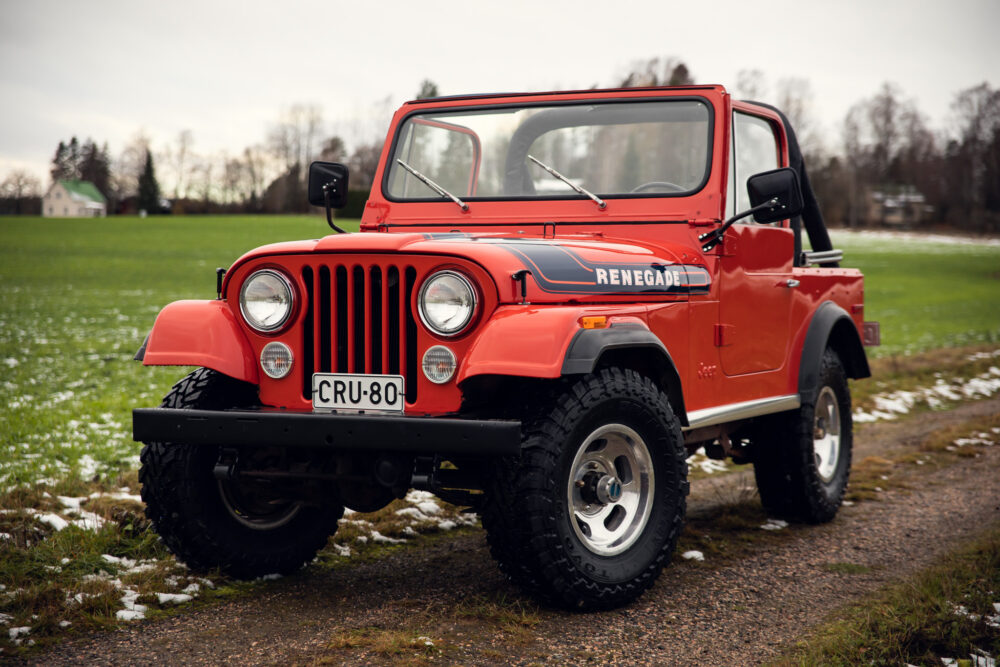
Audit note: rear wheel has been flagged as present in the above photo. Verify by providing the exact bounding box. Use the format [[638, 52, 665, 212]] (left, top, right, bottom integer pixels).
[[482, 368, 688, 610], [139, 368, 342, 578], [753, 348, 853, 523]]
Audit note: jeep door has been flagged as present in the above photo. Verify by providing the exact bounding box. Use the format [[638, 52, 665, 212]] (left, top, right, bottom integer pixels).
[[717, 110, 795, 376]]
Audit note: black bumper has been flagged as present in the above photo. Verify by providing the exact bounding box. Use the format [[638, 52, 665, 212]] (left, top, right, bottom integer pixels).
[[132, 408, 522, 458]]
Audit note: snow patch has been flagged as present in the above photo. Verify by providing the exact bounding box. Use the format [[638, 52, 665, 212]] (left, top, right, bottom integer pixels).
[[155, 593, 193, 604], [686, 447, 729, 474], [854, 365, 1000, 423], [36, 513, 69, 531], [329, 543, 352, 557], [760, 519, 789, 531], [371, 531, 406, 544], [681, 550, 705, 561]]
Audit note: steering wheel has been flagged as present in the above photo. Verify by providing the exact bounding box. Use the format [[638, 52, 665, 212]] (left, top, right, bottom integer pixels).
[[630, 181, 686, 193]]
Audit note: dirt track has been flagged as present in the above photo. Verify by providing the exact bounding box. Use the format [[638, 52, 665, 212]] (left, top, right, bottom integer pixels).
[[30, 398, 1000, 666]]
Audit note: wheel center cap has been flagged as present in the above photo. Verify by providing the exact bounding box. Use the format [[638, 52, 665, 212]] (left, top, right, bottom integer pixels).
[[596, 475, 623, 504]]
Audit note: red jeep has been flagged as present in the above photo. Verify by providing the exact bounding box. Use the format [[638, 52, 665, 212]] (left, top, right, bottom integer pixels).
[[133, 85, 876, 610]]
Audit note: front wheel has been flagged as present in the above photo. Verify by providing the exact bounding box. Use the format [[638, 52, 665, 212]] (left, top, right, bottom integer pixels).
[[482, 368, 688, 610], [139, 368, 342, 578], [753, 348, 853, 523]]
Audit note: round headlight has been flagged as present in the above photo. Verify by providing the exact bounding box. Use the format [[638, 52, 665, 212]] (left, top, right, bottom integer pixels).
[[418, 271, 476, 336], [240, 270, 294, 333]]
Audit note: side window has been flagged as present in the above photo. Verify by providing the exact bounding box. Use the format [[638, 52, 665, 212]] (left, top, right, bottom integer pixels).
[[729, 112, 780, 220]]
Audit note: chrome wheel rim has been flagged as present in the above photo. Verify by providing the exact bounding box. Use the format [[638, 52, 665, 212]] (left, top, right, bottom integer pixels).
[[567, 423, 654, 556], [813, 386, 841, 483], [218, 480, 301, 531]]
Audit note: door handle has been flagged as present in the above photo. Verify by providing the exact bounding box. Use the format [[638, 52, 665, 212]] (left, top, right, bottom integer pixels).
[[782, 279, 800, 288]]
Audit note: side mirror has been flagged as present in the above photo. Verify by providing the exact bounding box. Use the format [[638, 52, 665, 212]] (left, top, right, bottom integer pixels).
[[700, 167, 805, 252], [746, 167, 803, 223], [307, 162, 350, 209]]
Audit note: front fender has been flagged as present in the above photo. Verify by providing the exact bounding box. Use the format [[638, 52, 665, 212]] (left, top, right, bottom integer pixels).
[[140, 300, 259, 384], [457, 306, 586, 381]]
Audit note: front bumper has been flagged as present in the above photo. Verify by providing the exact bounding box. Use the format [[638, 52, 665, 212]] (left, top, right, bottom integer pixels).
[[132, 408, 522, 458]]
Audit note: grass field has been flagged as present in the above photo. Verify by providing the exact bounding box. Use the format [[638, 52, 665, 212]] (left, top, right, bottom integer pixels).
[[1, 216, 998, 489], [0, 215, 358, 488], [831, 230, 1000, 355]]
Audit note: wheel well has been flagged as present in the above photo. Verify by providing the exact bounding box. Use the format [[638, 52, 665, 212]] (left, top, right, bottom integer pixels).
[[459, 374, 567, 419], [593, 348, 688, 427], [459, 354, 688, 427], [826, 318, 871, 380]]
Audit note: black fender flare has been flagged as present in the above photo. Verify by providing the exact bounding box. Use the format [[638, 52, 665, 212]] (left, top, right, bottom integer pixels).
[[798, 302, 871, 404], [561, 323, 688, 426]]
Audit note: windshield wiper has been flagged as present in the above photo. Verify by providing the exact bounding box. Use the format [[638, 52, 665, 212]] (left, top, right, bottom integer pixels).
[[527, 155, 606, 209], [395, 159, 468, 211]]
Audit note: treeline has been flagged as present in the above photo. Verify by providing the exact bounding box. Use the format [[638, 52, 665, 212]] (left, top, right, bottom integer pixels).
[[2, 67, 998, 232]]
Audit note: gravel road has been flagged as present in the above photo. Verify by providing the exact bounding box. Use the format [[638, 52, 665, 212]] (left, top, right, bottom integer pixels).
[[29, 398, 1000, 666]]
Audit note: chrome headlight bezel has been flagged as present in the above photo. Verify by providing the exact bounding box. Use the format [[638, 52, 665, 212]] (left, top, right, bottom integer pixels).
[[239, 269, 295, 333], [417, 270, 477, 337]]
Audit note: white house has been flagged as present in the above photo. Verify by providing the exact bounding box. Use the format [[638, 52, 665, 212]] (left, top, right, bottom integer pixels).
[[43, 180, 107, 217]]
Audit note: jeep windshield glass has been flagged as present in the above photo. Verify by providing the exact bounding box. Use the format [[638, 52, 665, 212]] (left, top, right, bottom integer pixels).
[[384, 99, 712, 202]]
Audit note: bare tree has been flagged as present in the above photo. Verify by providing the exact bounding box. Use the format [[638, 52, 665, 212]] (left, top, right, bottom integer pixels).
[[734, 69, 768, 101], [866, 82, 903, 183], [1, 170, 42, 214], [949, 82, 1000, 228], [242, 144, 271, 209], [776, 77, 822, 156], [166, 129, 193, 199], [115, 131, 152, 201], [268, 104, 324, 171], [618, 57, 693, 88]]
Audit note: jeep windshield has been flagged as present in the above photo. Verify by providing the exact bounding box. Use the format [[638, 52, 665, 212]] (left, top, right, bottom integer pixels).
[[384, 99, 712, 203]]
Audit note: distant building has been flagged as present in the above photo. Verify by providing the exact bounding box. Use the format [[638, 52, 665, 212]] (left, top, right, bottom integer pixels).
[[866, 186, 932, 227], [42, 180, 107, 217]]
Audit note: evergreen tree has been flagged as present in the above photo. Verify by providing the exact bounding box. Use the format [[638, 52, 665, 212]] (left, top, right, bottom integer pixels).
[[50, 140, 70, 182], [79, 139, 111, 199], [67, 137, 81, 177], [415, 79, 439, 100], [137, 151, 161, 213]]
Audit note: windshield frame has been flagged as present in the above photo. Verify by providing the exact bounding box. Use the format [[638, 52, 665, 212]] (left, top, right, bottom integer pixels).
[[380, 96, 715, 205]]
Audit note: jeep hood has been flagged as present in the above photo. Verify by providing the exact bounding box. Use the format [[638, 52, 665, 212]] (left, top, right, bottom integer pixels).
[[227, 231, 710, 304]]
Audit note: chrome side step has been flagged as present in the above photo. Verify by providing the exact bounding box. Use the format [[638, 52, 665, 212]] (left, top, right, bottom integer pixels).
[[683, 394, 801, 431]]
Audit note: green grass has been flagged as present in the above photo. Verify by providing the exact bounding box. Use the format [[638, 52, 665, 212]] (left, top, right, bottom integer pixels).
[[777, 525, 1000, 666], [831, 231, 1000, 357], [0, 215, 358, 487]]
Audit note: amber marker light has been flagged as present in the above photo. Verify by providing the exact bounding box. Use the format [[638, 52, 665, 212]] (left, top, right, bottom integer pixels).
[[580, 316, 608, 329]]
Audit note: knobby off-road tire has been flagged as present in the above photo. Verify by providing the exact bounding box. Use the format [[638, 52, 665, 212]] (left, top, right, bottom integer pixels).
[[139, 368, 342, 578], [753, 348, 853, 523], [482, 368, 688, 611]]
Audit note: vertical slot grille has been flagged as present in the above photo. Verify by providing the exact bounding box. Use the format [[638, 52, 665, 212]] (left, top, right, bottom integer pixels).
[[302, 261, 417, 404]]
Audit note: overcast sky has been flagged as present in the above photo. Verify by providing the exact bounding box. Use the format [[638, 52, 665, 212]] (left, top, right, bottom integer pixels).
[[2, 0, 998, 187]]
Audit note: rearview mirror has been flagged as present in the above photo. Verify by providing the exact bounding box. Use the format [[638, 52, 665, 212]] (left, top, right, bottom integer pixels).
[[746, 167, 803, 224], [307, 162, 350, 208]]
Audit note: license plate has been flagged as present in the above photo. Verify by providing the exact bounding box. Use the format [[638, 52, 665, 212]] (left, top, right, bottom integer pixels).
[[312, 373, 405, 413]]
